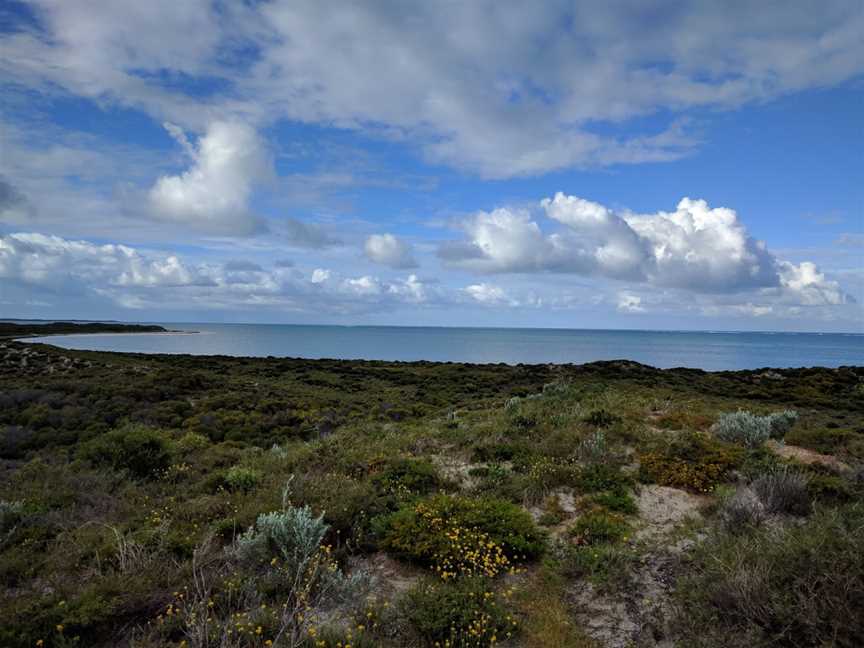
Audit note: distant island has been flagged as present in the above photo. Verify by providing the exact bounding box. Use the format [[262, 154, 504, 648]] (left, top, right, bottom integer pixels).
[[0, 321, 169, 339]]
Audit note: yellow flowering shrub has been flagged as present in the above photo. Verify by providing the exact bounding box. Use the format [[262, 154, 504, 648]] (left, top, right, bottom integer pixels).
[[639, 431, 743, 493], [381, 495, 543, 579]]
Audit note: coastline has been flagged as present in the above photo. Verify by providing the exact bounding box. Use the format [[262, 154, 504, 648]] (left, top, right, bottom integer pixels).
[[3, 320, 861, 370]]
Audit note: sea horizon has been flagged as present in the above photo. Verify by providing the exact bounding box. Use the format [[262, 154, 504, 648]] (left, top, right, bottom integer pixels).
[[16, 321, 864, 371]]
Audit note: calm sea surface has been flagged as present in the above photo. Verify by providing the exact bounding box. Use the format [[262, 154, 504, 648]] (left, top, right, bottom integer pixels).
[[20, 323, 864, 371]]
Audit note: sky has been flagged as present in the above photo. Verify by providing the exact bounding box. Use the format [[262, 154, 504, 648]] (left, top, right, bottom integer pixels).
[[0, 1, 862, 332]]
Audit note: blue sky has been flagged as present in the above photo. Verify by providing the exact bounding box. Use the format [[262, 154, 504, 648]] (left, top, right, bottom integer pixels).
[[1, 1, 862, 332]]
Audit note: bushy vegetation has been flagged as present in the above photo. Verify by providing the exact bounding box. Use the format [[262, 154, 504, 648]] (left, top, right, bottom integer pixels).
[[676, 503, 864, 647], [403, 577, 517, 647], [225, 465, 263, 492], [0, 335, 862, 647], [80, 422, 171, 478], [712, 409, 798, 447], [569, 509, 630, 546], [381, 494, 544, 579], [639, 431, 743, 492]]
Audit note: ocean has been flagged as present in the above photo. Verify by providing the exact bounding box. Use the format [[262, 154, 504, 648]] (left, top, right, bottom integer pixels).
[[19, 323, 864, 371]]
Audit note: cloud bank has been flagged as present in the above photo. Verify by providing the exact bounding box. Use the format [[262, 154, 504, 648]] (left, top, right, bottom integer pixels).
[[0, 232, 436, 314]]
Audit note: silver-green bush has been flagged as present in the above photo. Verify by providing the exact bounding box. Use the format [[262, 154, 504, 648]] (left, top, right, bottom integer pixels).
[[713, 409, 798, 448], [235, 505, 327, 570]]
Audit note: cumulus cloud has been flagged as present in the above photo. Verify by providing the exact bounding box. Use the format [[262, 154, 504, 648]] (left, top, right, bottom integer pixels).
[[149, 121, 270, 233], [441, 193, 852, 307], [364, 233, 418, 269]]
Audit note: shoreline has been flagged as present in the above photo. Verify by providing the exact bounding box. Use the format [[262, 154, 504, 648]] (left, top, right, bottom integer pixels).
[[4, 321, 861, 371], [7, 337, 861, 373], [16, 330, 199, 340]]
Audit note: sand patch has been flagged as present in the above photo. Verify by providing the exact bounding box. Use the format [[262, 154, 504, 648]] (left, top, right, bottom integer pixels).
[[635, 485, 708, 542], [765, 440, 851, 474]]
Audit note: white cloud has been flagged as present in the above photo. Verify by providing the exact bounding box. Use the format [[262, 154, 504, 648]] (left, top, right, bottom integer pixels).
[[441, 193, 852, 308], [149, 121, 270, 233], [464, 283, 514, 306], [0, 231, 444, 314], [617, 293, 645, 313], [3, 2, 861, 177], [776, 261, 846, 306], [0, 232, 211, 289], [310, 269, 331, 284], [364, 233, 418, 269]]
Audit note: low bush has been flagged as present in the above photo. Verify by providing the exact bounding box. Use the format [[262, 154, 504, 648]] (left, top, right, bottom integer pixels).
[[576, 429, 609, 463], [224, 465, 262, 492], [583, 409, 620, 428], [719, 488, 766, 532], [639, 431, 743, 493], [174, 431, 209, 453], [79, 423, 171, 478], [569, 509, 630, 546], [576, 462, 632, 494], [381, 494, 544, 579], [557, 542, 637, 592], [371, 457, 442, 499], [713, 409, 798, 448], [675, 502, 864, 647], [806, 470, 856, 503], [522, 457, 579, 502], [750, 467, 810, 515], [235, 505, 328, 569], [591, 489, 638, 515], [403, 577, 516, 648], [0, 500, 24, 533]]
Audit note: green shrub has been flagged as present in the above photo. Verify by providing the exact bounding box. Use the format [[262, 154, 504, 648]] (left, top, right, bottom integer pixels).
[[175, 431, 209, 453], [583, 409, 620, 428], [403, 577, 516, 647], [0, 500, 24, 533], [591, 489, 638, 515], [372, 457, 441, 498], [576, 462, 631, 494], [80, 423, 170, 478], [786, 425, 854, 455], [806, 471, 856, 503], [471, 443, 516, 463], [522, 457, 579, 502], [224, 465, 262, 492], [558, 542, 636, 592], [381, 494, 544, 578], [569, 509, 630, 546]]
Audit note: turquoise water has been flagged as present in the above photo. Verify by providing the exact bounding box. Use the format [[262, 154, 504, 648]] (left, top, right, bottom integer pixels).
[[21, 323, 864, 370]]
